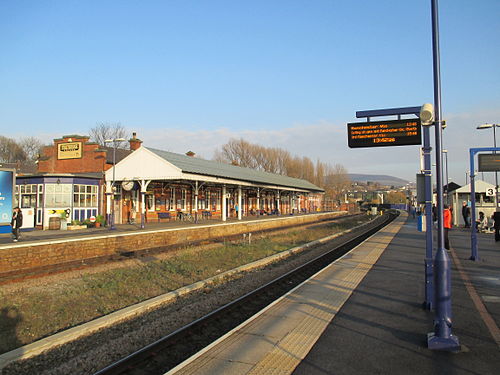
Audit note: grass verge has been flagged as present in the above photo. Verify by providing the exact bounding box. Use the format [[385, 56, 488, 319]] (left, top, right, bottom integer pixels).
[[0, 215, 371, 353]]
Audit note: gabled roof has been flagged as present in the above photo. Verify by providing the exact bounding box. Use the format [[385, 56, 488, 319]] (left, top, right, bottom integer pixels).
[[146, 147, 323, 192], [454, 179, 495, 193]]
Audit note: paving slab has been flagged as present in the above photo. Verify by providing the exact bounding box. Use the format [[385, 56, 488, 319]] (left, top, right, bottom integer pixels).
[[294, 216, 500, 375]]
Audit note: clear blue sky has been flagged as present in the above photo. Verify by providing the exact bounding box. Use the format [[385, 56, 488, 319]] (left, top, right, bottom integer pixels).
[[1, 0, 499, 183]]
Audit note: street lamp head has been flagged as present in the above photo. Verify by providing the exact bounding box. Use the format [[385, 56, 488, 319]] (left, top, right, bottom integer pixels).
[[104, 139, 113, 143], [477, 123, 494, 130], [114, 138, 126, 142]]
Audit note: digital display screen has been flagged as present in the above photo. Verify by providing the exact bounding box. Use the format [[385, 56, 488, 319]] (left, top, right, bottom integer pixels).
[[478, 153, 500, 172], [347, 119, 422, 148]]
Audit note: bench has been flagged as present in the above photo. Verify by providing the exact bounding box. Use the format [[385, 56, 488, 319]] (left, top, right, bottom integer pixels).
[[157, 212, 172, 222]]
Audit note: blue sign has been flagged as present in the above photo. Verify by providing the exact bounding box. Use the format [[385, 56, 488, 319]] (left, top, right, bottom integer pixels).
[[0, 170, 14, 226]]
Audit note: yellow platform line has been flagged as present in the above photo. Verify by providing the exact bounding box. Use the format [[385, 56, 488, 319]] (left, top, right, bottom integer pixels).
[[169, 213, 406, 375]]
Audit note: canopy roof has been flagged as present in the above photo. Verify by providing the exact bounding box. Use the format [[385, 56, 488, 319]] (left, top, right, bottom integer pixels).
[[146, 147, 323, 192]]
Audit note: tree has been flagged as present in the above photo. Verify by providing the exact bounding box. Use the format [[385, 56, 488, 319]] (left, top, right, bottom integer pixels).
[[89, 122, 128, 148], [0, 136, 26, 163], [324, 164, 351, 202], [214, 138, 351, 202], [19, 137, 44, 161]]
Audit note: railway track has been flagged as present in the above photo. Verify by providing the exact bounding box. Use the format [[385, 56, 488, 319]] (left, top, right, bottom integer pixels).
[[94, 210, 399, 375]]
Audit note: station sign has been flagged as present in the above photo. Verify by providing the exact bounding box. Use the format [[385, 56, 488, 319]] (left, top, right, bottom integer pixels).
[[478, 153, 500, 172], [58, 141, 83, 160], [347, 119, 422, 148]]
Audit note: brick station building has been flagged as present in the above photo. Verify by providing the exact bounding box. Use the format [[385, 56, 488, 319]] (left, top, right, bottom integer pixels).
[[15, 133, 324, 229]]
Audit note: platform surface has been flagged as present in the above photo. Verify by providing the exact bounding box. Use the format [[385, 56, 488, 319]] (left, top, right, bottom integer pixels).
[[168, 213, 500, 375], [167, 214, 405, 375]]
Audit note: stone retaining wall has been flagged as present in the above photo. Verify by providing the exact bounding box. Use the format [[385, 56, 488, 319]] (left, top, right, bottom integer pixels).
[[0, 212, 345, 274]]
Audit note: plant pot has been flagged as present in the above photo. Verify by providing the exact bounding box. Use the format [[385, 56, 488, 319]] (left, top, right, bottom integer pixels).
[[95, 222, 101, 228]]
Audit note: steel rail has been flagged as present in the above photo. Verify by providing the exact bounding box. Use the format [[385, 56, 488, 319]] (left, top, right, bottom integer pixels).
[[94, 211, 398, 375]]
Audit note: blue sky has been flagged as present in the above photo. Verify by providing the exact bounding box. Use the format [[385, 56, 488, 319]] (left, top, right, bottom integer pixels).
[[1, 0, 499, 183]]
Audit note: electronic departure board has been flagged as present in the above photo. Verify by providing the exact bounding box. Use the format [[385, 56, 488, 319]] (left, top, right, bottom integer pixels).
[[347, 119, 422, 148], [478, 153, 500, 172]]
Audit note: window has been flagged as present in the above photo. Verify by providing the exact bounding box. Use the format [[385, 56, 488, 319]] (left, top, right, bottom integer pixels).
[[45, 184, 72, 207], [146, 194, 155, 211], [73, 184, 99, 207], [169, 187, 175, 211], [181, 189, 187, 210], [20, 184, 37, 208]]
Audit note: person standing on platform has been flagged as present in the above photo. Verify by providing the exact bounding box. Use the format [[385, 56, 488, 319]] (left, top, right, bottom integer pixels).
[[492, 209, 500, 242], [462, 201, 471, 228], [444, 204, 452, 250], [11, 207, 23, 242]]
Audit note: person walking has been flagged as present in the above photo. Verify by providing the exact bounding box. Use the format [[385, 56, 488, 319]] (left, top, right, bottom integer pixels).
[[492, 209, 500, 242], [444, 204, 452, 250], [11, 207, 23, 242], [462, 201, 470, 228]]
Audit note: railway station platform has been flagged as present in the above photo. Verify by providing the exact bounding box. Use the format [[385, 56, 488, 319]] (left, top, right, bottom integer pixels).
[[168, 212, 500, 375]]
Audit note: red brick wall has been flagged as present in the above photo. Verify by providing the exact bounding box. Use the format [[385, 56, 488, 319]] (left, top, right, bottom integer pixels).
[[38, 135, 107, 174], [0, 212, 344, 274]]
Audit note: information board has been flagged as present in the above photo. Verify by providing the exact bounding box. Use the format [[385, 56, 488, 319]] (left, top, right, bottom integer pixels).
[[0, 169, 15, 226], [478, 153, 500, 172], [58, 141, 83, 159], [347, 119, 422, 148]]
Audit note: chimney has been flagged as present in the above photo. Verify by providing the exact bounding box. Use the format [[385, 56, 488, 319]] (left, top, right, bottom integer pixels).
[[186, 151, 196, 157], [129, 132, 143, 151]]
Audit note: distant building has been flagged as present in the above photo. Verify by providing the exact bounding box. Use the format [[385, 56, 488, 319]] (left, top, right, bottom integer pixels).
[[14, 133, 324, 229]]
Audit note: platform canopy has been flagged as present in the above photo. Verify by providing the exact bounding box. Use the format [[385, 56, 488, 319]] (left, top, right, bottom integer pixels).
[[105, 146, 324, 193]]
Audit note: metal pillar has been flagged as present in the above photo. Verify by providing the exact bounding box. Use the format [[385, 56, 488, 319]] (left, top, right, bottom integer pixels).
[[105, 182, 112, 228], [222, 185, 227, 222], [423, 126, 434, 310], [470, 154, 478, 260], [468, 147, 500, 259], [427, 0, 459, 351], [237, 186, 242, 220]]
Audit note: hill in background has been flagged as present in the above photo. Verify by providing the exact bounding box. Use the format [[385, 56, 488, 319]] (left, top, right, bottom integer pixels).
[[349, 174, 409, 187]]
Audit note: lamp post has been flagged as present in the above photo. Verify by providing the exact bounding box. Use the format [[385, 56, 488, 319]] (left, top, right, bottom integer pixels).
[[105, 138, 126, 230], [427, 0, 460, 351], [477, 123, 499, 208], [442, 149, 449, 205]]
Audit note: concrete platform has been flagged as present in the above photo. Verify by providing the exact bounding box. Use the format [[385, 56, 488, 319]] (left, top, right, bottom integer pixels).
[[167, 212, 405, 375], [168, 213, 500, 375]]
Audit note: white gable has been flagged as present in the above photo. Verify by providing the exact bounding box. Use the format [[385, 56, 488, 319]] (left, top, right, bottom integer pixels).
[[105, 147, 182, 182], [454, 179, 495, 193]]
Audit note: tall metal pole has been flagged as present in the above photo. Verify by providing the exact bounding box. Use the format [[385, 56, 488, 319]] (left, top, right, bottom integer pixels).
[[427, 0, 460, 350], [444, 150, 449, 205], [494, 126, 498, 209], [110, 143, 116, 230], [423, 126, 434, 310], [470, 149, 478, 260]]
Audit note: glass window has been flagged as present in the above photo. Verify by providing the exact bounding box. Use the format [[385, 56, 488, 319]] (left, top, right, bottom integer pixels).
[[73, 184, 99, 207], [146, 194, 154, 211], [45, 184, 72, 208]]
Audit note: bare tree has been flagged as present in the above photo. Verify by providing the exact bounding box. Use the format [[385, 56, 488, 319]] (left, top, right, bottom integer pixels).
[[19, 137, 44, 161], [89, 122, 128, 148], [0, 136, 26, 163], [324, 164, 351, 202]]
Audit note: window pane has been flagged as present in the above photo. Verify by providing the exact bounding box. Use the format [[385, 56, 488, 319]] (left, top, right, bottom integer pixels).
[[86, 186, 92, 193], [74, 194, 79, 206]]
